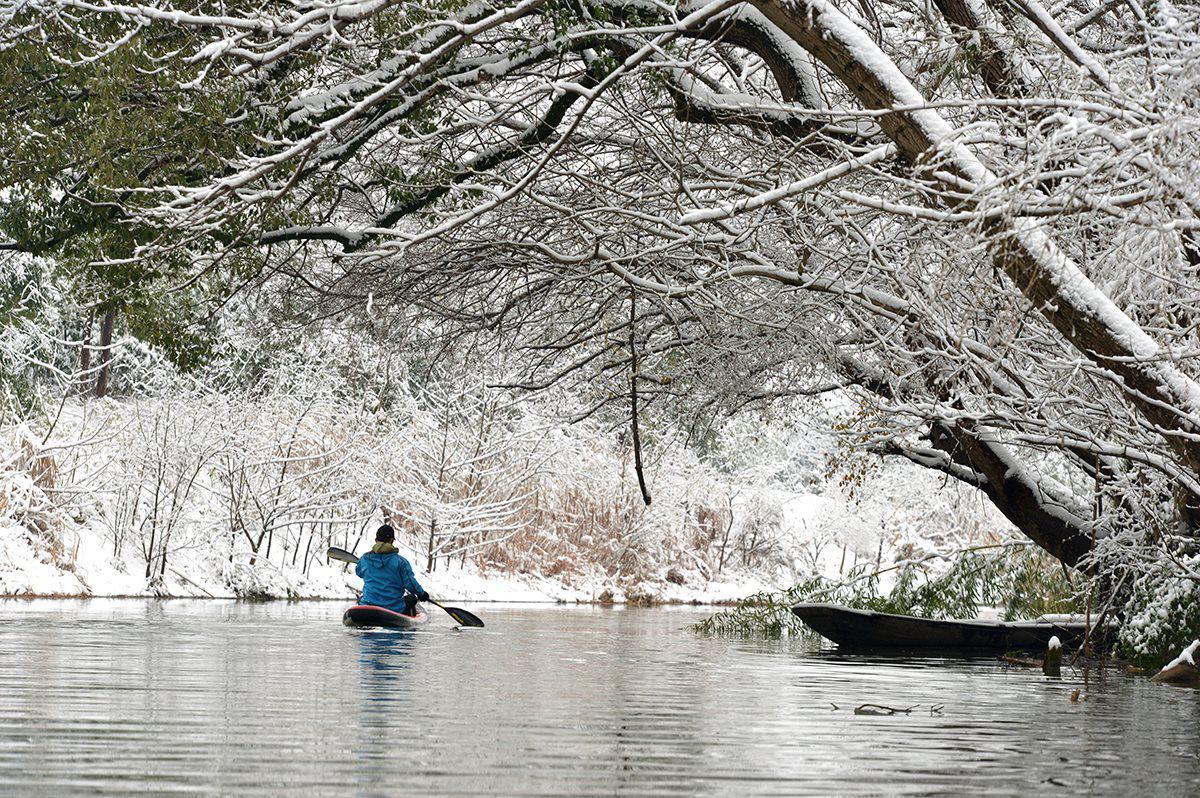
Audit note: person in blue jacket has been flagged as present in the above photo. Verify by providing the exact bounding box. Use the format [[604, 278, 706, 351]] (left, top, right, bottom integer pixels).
[[355, 524, 430, 616]]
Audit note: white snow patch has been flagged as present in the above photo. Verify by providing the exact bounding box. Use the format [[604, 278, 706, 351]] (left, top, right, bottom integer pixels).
[[1159, 640, 1200, 674]]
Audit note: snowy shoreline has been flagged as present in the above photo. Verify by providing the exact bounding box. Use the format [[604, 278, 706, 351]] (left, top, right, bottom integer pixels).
[[0, 518, 779, 605]]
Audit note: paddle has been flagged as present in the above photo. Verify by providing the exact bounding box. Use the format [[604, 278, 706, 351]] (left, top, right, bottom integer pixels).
[[326, 546, 485, 628]]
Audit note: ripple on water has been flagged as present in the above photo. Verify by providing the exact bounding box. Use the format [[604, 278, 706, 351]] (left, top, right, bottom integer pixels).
[[0, 600, 1196, 796]]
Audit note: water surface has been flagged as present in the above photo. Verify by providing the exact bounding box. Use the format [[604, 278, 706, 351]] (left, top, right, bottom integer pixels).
[[0, 600, 1195, 795]]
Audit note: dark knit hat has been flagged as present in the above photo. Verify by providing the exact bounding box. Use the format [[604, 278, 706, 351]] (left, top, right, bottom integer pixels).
[[376, 524, 395, 542]]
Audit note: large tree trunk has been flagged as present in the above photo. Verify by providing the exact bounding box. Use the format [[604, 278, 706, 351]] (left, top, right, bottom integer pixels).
[[934, 423, 1095, 566], [837, 354, 1095, 566]]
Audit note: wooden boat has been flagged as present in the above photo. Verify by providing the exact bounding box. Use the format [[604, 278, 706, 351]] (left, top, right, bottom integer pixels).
[[343, 604, 429, 630], [792, 602, 1109, 651]]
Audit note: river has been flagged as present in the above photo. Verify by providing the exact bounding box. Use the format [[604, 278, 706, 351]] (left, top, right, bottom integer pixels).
[[0, 600, 1195, 795]]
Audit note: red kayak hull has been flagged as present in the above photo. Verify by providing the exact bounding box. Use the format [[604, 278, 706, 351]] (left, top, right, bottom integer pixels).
[[343, 604, 429, 629]]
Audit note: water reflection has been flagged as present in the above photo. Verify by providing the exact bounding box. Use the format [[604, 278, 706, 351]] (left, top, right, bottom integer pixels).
[[356, 630, 417, 684], [353, 629, 418, 762], [0, 600, 1196, 796]]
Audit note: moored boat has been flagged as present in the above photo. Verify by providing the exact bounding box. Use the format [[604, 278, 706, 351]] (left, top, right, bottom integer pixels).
[[343, 604, 430, 630], [792, 602, 1110, 651]]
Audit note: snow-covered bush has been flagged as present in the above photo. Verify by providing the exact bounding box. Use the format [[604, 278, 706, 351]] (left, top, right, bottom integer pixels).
[[1118, 560, 1200, 667]]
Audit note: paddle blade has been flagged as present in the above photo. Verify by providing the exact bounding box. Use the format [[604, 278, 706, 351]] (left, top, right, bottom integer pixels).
[[433, 601, 484, 628], [327, 546, 359, 564]]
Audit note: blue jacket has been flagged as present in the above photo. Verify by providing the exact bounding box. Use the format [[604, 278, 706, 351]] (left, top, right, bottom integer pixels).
[[356, 550, 427, 613]]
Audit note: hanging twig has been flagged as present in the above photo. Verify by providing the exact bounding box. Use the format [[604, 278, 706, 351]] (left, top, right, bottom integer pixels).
[[629, 291, 651, 506], [1070, 571, 1126, 666]]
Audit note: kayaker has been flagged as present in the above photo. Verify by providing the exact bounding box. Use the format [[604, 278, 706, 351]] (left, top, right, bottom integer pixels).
[[355, 524, 430, 616]]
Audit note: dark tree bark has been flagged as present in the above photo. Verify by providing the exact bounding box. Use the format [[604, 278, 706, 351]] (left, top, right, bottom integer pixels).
[[836, 354, 1094, 567], [78, 313, 94, 396], [94, 309, 115, 398]]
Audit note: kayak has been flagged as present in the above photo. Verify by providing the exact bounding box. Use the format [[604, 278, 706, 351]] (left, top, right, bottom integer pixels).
[[343, 604, 429, 630], [792, 602, 1111, 651]]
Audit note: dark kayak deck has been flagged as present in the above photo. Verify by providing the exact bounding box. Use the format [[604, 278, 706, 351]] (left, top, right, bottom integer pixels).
[[343, 605, 429, 630], [792, 602, 1108, 651]]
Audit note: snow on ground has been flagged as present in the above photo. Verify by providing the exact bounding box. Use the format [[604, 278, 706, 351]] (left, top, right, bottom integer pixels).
[[0, 516, 786, 603], [0, 522, 89, 597]]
